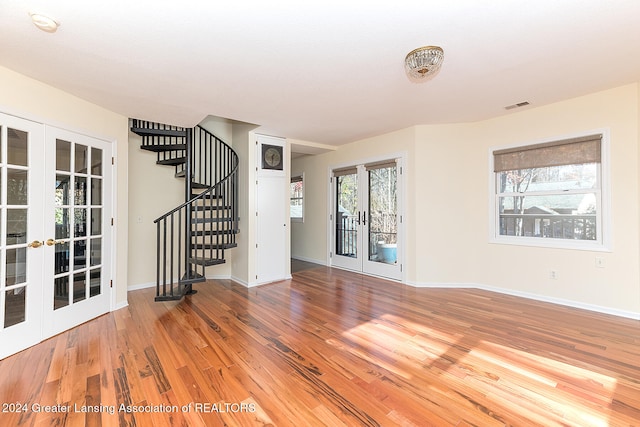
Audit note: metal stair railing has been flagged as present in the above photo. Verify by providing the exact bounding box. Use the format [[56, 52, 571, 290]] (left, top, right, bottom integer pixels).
[[132, 119, 238, 301]]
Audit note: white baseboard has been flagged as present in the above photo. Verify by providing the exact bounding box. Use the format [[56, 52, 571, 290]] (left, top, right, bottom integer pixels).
[[408, 281, 639, 320], [230, 275, 251, 287], [206, 274, 232, 281], [112, 300, 129, 311], [407, 281, 473, 289], [291, 255, 327, 265], [128, 281, 155, 291], [128, 276, 639, 320], [128, 274, 232, 293]]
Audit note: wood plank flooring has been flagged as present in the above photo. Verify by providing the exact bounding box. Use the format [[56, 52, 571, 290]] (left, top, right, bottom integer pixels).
[[1, 266, 639, 426]]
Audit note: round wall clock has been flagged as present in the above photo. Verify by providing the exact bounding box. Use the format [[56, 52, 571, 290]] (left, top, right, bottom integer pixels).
[[261, 144, 283, 170]]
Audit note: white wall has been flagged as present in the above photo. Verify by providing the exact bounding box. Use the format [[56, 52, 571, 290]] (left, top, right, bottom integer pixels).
[[292, 83, 640, 317], [0, 66, 130, 307]]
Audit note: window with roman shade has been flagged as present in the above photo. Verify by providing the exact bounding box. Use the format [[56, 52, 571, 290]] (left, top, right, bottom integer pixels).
[[492, 133, 607, 248]]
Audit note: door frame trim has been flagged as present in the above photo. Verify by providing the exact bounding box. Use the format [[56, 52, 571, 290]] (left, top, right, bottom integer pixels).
[[0, 107, 117, 359]]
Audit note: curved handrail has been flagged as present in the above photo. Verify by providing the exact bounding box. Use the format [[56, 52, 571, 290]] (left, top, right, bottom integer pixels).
[[153, 132, 238, 222]]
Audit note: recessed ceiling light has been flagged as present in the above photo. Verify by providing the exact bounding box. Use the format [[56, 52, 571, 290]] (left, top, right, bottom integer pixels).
[[29, 12, 59, 33]]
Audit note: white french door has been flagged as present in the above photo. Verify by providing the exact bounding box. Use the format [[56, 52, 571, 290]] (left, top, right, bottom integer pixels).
[[0, 113, 112, 360], [0, 114, 45, 359], [43, 126, 111, 338], [331, 159, 402, 281]]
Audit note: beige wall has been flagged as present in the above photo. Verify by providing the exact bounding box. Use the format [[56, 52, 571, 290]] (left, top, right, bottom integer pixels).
[[229, 125, 263, 285], [292, 83, 640, 316], [0, 66, 129, 307], [432, 84, 639, 314], [6, 63, 635, 316], [290, 126, 418, 280]]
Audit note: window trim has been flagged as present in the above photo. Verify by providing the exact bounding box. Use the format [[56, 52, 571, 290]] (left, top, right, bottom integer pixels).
[[290, 173, 304, 223], [488, 130, 612, 252]]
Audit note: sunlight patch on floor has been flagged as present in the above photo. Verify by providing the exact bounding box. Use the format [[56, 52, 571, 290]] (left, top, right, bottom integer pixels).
[[337, 314, 619, 426], [465, 341, 616, 427]]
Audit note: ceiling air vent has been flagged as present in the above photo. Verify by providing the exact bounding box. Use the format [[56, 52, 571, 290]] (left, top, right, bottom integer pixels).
[[505, 101, 530, 110]]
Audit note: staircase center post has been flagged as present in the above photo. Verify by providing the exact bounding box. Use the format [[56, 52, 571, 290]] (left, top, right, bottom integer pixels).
[[185, 127, 194, 282]]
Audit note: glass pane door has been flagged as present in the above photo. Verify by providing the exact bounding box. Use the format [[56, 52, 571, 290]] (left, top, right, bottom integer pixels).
[[43, 127, 111, 338], [332, 170, 361, 271], [0, 114, 45, 360], [0, 116, 112, 360], [363, 163, 401, 280], [331, 160, 402, 280]]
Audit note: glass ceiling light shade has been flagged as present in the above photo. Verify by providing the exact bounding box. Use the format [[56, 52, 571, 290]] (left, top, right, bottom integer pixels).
[[29, 12, 60, 33], [404, 46, 444, 80]]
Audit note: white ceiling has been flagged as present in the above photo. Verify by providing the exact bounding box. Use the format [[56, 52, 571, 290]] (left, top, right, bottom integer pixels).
[[2, 1, 640, 146]]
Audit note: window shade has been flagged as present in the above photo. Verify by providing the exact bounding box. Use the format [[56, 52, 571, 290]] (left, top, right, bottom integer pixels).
[[365, 160, 397, 171], [493, 134, 602, 172], [333, 167, 357, 177]]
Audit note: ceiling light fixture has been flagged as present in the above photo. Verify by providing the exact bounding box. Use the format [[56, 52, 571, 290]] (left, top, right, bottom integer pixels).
[[29, 12, 59, 33], [504, 101, 530, 110], [405, 46, 444, 81]]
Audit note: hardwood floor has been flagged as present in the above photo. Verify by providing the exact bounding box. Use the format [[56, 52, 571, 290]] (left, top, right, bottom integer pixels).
[[290, 258, 323, 273], [1, 266, 639, 426]]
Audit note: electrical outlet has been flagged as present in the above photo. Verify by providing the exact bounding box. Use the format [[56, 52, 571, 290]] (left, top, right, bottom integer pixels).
[[549, 270, 557, 280], [595, 257, 605, 268]]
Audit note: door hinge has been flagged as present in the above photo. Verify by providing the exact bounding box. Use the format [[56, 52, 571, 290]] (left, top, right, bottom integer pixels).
[[111, 218, 114, 226], [112, 157, 115, 165], [329, 214, 332, 221], [400, 264, 403, 272], [329, 252, 333, 258], [110, 280, 113, 288], [400, 166, 403, 175]]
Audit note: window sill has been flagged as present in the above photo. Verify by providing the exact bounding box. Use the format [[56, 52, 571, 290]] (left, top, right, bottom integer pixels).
[[490, 236, 611, 252]]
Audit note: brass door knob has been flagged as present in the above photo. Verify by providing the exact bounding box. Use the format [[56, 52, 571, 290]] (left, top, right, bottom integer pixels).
[[46, 238, 62, 246], [28, 240, 44, 248]]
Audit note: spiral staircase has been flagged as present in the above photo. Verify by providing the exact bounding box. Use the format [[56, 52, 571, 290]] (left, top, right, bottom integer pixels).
[[131, 119, 239, 301]]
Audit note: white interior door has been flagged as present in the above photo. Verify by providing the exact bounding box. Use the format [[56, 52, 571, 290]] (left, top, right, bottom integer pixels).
[[331, 160, 402, 281], [256, 135, 287, 285], [42, 126, 111, 337], [256, 176, 287, 283], [0, 115, 112, 360], [0, 114, 45, 360]]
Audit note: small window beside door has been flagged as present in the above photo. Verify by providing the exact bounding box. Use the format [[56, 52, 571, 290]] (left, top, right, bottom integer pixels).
[[290, 174, 304, 222]]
